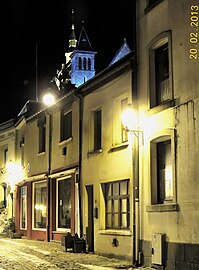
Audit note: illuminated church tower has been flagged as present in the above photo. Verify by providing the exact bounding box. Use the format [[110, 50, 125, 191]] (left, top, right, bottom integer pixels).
[[70, 25, 96, 87], [52, 11, 96, 91]]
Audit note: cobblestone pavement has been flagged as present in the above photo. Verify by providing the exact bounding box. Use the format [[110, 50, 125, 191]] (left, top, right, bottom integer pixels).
[[0, 237, 153, 270]]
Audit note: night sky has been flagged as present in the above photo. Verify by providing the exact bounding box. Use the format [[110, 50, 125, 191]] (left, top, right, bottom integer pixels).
[[0, 0, 134, 123]]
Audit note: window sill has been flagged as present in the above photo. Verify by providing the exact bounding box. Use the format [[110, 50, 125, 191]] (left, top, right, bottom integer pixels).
[[59, 137, 73, 146], [146, 203, 178, 212], [145, 0, 164, 14], [99, 229, 132, 236], [147, 99, 175, 115], [37, 151, 45, 156], [108, 142, 128, 153], [87, 148, 103, 156]]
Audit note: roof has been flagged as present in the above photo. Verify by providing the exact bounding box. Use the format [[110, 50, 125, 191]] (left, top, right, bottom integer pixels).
[[109, 39, 131, 66], [76, 27, 93, 51]]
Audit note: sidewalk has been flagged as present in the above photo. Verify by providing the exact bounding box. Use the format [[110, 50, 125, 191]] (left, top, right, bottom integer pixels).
[[0, 237, 154, 270]]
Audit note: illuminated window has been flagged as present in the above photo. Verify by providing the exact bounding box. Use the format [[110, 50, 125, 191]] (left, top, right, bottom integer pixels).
[[149, 32, 173, 108], [20, 186, 27, 229], [113, 96, 128, 145], [37, 116, 46, 153], [94, 110, 102, 151], [102, 180, 130, 229], [33, 181, 47, 229], [60, 110, 72, 142], [57, 177, 72, 229], [151, 137, 174, 204]]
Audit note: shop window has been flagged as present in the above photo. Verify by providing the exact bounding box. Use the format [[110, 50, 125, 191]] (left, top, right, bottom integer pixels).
[[60, 110, 72, 142], [151, 137, 174, 204], [149, 32, 173, 109], [102, 180, 130, 230], [57, 177, 72, 229], [37, 116, 46, 153], [20, 186, 27, 229], [33, 181, 47, 229]]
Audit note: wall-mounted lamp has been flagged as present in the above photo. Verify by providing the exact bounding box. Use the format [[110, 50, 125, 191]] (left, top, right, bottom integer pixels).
[[121, 107, 143, 144]]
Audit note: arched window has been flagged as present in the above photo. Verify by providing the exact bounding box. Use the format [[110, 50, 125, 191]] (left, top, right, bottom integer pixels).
[[83, 57, 87, 69], [88, 58, 91, 70], [78, 57, 82, 69]]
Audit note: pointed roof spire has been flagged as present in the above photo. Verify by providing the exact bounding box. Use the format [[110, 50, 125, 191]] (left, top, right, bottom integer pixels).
[[77, 23, 93, 51], [109, 38, 131, 66], [69, 9, 77, 49]]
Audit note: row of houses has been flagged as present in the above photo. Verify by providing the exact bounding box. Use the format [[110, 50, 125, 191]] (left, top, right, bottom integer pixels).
[[1, 1, 199, 269]]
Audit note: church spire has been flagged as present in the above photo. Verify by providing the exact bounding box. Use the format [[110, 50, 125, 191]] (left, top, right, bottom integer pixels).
[[69, 9, 77, 49]]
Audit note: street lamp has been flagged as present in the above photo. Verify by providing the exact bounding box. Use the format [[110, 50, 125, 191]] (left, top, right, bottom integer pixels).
[[42, 90, 56, 242], [121, 106, 143, 267]]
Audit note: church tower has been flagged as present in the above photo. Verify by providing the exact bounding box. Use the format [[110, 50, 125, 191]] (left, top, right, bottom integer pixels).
[[70, 25, 96, 87]]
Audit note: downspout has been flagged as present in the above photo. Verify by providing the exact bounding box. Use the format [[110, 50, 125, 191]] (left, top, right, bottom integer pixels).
[[74, 91, 83, 238]]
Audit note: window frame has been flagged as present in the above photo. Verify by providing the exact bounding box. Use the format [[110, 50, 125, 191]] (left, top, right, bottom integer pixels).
[[113, 95, 129, 147], [150, 129, 176, 207], [102, 180, 130, 230], [32, 180, 47, 230], [56, 176, 72, 232], [37, 116, 46, 153], [20, 186, 27, 230], [60, 109, 72, 142], [149, 31, 173, 110], [145, 0, 164, 14]]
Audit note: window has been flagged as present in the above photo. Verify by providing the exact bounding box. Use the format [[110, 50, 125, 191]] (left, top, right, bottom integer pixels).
[[61, 110, 72, 142], [94, 110, 102, 151], [113, 96, 128, 146], [57, 177, 72, 229], [88, 58, 91, 70], [20, 186, 27, 229], [102, 180, 130, 229], [33, 181, 47, 229], [121, 98, 128, 143], [149, 32, 173, 108], [37, 116, 46, 153], [151, 136, 174, 205], [83, 57, 87, 69], [145, 0, 164, 13], [78, 57, 82, 69], [4, 148, 8, 166]]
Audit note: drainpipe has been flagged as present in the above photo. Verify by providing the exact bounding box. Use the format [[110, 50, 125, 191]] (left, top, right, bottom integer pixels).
[[74, 91, 83, 238]]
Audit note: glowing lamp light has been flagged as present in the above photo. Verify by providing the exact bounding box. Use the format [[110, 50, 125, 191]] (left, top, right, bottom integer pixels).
[[42, 93, 56, 106], [6, 161, 23, 191], [121, 107, 135, 131]]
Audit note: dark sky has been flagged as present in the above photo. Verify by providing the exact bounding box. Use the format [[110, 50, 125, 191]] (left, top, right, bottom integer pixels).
[[0, 0, 134, 123]]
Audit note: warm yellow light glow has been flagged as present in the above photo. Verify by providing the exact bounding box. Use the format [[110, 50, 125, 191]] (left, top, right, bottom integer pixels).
[[43, 93, 55, 106], [121, 107, 135, 131], [6, 161, 23, 190]]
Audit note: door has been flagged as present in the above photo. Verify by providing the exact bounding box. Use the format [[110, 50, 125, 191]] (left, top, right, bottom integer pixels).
[[86, 185, 94, 252]]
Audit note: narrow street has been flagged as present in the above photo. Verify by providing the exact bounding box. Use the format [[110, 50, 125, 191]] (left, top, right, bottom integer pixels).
[[0, 237, 141, 270]]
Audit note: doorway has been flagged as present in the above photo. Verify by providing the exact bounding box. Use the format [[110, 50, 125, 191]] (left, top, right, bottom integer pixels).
[[86, 185, 94, 252]]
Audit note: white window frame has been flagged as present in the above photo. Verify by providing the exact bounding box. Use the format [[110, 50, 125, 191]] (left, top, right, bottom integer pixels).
[[32, 180, 47, 231], [56, 175, 72, 232], [20, 186, 27, 230]]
